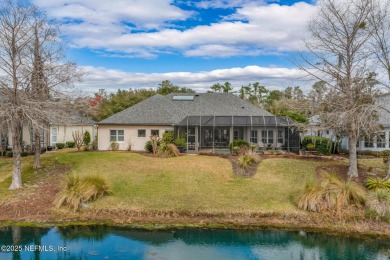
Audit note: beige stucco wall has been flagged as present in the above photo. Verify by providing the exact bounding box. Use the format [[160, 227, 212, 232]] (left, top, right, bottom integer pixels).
[[49, 125, 96, 146], [7, 123, 96, 148], [97, 125, 174, 151]]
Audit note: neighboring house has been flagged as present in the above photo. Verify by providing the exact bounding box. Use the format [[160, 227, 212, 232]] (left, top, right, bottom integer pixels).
[[97, 93, 300, 153], [49, 114, 96, 147], [305, 94, 390, 151], [305, 115, 336, 140], [355, 94, 390, 152], [6, 114, 96, 149]]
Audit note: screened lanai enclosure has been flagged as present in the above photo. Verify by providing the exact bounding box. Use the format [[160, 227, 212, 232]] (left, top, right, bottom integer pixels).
[[175, 115, 300, 154]]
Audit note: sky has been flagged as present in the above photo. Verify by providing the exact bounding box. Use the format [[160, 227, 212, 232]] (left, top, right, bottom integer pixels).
[[31, 0, 318, 93]]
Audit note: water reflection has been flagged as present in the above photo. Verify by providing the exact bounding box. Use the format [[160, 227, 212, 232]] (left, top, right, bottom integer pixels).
[[0, 226, 388, 260]]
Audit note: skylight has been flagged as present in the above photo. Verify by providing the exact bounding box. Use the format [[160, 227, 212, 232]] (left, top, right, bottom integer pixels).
[[172, 96, 195, 101]]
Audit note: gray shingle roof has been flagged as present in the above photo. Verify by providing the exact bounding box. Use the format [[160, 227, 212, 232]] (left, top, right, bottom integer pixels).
[[98, 94, 187, 125], [98, 93, 273, 125]]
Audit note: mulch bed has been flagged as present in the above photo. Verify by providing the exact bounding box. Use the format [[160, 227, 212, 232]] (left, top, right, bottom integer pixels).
[[315, 164, 386, 186], [0, 165, 71, 221]]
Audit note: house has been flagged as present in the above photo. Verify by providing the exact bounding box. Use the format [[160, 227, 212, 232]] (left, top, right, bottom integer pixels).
[[6, 113, 96, 149], [355, 94, 390, 151], [97, 93, 300, 153], [305, 94, 390, 152]]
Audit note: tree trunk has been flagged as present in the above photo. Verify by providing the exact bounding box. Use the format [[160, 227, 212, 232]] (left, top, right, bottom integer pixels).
[[347, 134, 358, 178], [33, 127, 41, 169], [386, 155, 390, 180], [9, 120, 23, 190]]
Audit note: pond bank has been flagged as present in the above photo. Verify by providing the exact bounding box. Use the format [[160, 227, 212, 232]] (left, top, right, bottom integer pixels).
[[1, 211, 389, 240]]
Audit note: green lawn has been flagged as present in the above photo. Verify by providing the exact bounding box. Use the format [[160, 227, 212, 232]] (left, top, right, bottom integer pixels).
[[0, 151, 386, 214]]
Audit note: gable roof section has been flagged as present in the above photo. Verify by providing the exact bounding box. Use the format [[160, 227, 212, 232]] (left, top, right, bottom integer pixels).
[[99, 94, 187, 125], [98, 93, 273, 125]]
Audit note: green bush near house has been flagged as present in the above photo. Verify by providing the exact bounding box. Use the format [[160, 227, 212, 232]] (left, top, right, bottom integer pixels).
[[302, 136, 334, 155], [83, 131, 91, 146], [20, 152, 28, 157], [228, 139, 249, 150], [66, 141, 76, 148], [56, 143, 65, 149], [174, 137, 186, 147], [5, 151, 13, 157], [145, 140, 161, 153], [161, 131, 174, 144]]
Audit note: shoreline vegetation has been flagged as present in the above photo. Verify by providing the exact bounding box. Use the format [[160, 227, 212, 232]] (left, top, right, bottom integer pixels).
[[0, 149, 389, 239]]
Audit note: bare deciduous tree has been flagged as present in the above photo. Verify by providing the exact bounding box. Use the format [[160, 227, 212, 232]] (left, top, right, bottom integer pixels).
[[72, 130, 84, 152], [301, 0, 385, 178], [0, 0, 82, 189]]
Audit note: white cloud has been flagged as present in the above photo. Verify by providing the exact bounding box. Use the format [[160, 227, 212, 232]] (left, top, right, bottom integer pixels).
[[77, 65, 312, 93], [32, 0, 192, 29], [33, 0, 316, 58], [194, 0, 264, 9]]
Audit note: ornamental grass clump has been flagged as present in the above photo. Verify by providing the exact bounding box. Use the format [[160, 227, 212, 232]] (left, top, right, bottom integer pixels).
[[55, 174, 111, 212], [366, 189, 390, 218], [298, 173, 366, 213], [158, 143, 180, 157], [237, 149, 260, 171]]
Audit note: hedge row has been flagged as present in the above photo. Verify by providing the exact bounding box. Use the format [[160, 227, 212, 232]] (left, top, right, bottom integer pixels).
[[302, 136, 334, 155]]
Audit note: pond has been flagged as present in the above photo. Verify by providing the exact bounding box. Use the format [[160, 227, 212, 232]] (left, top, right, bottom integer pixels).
[[0, 226, 389, 260]]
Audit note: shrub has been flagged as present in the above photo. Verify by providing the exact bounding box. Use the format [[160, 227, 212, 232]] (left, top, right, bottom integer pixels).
[[20, 152, 28, 157], [158, 143, 180, 157], [365, 177, 390, 191], [66, 141, 76, 148], [145, 140, 160, 153], [55, 174, 111, 212], [237, 155, 255, 170], [228, 139, 249, 150], [174, 137, 186, 147], [302, 136, 334, 155], [366, 189, 390, 218], [306, 143, 315, 150], [83, 131, 91, 146], [298, 173, 366, 213], [41, 147, 47, 154], [110, 142, 119, 151], [56, 143, 65, 149], [161, 131, 174, 144], [5, 151, 13, 157]]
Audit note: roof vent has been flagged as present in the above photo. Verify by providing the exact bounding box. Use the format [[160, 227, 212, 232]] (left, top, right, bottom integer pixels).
[[242, 106, 245, 109], [172, 95, 195, 101], [195, 94, 200, 96]]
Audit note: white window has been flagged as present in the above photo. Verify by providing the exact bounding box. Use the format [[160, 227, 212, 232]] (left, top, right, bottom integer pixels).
[[250, 130, 257, 143], [51, 127, 57, 144], [110, 130, 124, 142], [138, 129, 146, 137], [261, 130, 274, 145], [277, 130, 284, 145], [377, 133, 385, 148], [151, 129, 159, 137]]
